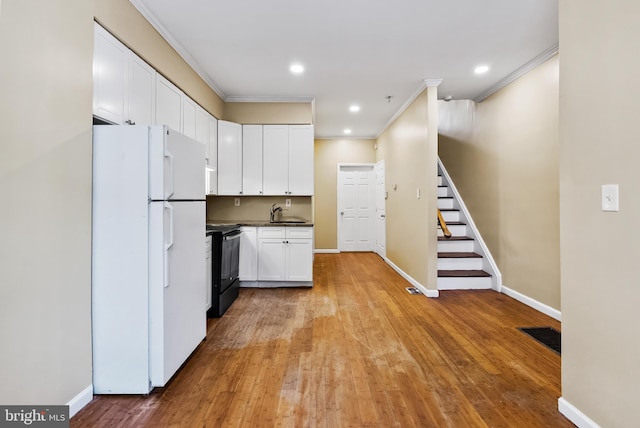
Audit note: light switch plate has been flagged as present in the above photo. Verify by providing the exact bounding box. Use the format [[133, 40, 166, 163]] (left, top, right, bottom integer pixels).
[[601, 184, 619, 212], [285, 198, 291, 207], [234, 198, 240, 207]]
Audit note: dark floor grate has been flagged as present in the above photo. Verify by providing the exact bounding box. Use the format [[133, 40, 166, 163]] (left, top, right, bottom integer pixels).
[[518, 326, 561, 354], [405, 287, 422, 295]]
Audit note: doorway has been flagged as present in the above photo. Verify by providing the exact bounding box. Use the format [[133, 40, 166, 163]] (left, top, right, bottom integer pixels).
[[337, 164, 378, 252]]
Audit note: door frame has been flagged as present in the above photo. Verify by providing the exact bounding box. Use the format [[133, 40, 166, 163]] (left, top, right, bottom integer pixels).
[[337, 163, 377, 252]]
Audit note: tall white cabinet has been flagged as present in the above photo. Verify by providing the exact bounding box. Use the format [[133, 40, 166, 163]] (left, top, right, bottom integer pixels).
[[217, 120, 243, 195], [263, 125, 314, 195]]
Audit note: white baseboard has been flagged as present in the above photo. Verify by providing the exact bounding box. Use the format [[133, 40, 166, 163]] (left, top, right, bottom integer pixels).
[[314, 249, 339, 254], [558, 397, 601, 428], [384, 257, 439, 298], [68, 384, 93, 418], [500, 285, 561, 321]]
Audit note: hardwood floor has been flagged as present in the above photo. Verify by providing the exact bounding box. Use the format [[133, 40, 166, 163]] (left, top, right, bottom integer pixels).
[[72, 253, 572, 427]]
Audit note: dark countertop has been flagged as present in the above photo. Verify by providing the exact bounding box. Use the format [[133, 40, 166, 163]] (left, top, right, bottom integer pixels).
[[207, 220, 314, 227]]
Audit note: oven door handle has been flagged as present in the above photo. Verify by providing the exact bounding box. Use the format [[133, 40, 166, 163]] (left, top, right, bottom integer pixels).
[[223, 230, 242, 241]]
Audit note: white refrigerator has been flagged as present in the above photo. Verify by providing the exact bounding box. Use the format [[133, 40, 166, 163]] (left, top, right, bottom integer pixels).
[[92, 125, 206, 394]]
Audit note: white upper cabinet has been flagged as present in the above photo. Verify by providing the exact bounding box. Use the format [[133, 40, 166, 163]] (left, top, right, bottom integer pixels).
[[208, 116, 218, 168], [93, 23, 155, 126], [263, 124, 314, 195], [242, 125, 263, 196], [288, 125, 314, 195], [155, 75, 182, 132], [181, 96, 197, 139], [262, 125, 290, 195], [217, 120, 243, 195]]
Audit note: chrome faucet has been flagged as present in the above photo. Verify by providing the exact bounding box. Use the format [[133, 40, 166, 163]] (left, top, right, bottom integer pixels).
[[270, 203, 283, 223]]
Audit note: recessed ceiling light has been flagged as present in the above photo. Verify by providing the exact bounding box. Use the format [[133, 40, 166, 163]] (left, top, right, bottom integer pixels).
[[290, 64, 304, 74], [349, 105, 360, 113], [474, 65, 489, 74], [344, 129, 352, 135]]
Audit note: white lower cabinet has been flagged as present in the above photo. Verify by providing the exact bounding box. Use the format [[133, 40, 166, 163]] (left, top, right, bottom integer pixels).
[[239, 227, 258, 283], [257, 227, 313, 284]]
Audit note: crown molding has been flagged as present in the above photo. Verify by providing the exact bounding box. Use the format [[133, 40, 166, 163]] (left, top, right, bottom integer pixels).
[[424, 78, 444, 87], [374, 80, 429, 139], [224, 96, 315, 103], [473, 43, 559, 103], [128, 0, 227, 100]]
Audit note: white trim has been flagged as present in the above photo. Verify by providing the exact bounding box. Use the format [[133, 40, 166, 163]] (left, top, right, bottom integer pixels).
[[558, 398, 601, 428], [68, 384, 93, 418], [315, 249, 339, 254], [384, 257, 439, 298], [438, 158, 503, 291], [128, 0, 226, 100], [473, 44, 559, 103], [501, 285, 561, 321], [424, 78, 444, 87], [224, 95, 315, 104]]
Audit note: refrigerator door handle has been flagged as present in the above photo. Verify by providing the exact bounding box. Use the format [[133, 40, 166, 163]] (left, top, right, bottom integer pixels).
[[164, 202, 174, 288], [165, 150, 175, 200]]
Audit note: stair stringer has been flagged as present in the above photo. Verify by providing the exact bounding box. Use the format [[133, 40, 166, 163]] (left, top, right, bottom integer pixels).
[[438, 158, 502, 291]]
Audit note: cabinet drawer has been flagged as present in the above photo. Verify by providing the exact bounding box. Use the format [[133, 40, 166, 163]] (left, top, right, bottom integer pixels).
[[285, 227, 313, 239], [258, 227, 285, 239]]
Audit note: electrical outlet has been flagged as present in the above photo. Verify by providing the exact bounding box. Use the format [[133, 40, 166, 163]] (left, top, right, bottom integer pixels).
[[602, 184, 619, 212], [416, 188, 420, 199], [285, 199, 291, 207], [234, 198, 240, 207]]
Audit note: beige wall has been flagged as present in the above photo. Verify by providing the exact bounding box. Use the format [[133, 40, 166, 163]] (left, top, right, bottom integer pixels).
[[559, 1, 640, 426], [0, 0, 94, 406], [207, 196, 312, 223], [95, 0, 224, 119], [224, 102, 313, 124], [376, 88, 439, 291], [438, 56, 560, 309], [313, 139, 377, 249]]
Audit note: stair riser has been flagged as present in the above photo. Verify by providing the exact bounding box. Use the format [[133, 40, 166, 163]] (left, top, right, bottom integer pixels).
[[438, 198, 454, 209], [438, 241, 474, 252], [437, 224, 467, 236], [437, 276, 492, 290], [440, 211, 460, 222], [437, 176, 443, 186], [437, 187, 449, 197], [437, 258, 484, 270]]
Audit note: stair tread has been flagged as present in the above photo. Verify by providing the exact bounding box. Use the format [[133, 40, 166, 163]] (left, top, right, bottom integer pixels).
[[438, 208, 459, 212], [438, 252, 482, 258], [438, 270, 491, 277], [438, 236, 474, 241], [438, 196, 454, 199]]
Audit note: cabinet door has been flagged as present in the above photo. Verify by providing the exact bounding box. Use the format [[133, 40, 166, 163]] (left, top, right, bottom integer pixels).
[[155, 75, 182, 132], [242, 125, 263, 196], [239, 227, 258, 281], [262, 125, 289, 195], [217, 120, 243, 195], [258, 238, 286, 281], [93, 23, 127, 124], [287, 239, 313, 282], [126, 53, 155, 126], [208, 116, 218, 168], [195, 107, 211, 157], [288, 125, 314, 195], [181, 97, 197, 140]]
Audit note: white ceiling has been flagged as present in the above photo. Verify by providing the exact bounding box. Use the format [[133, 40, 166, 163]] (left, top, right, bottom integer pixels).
[[130, 0, 558, 139]]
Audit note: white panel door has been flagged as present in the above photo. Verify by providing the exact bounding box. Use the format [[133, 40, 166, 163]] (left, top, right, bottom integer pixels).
[[93, 23, 127, 124], [217, 120, 243, 195], [242, 125, 263, 195], [155, 75, 182, 132], [374, 160, 386, 258], [338, 165, 375, 252], [263, 125, 289, 195], [288, 125, 314, 195], [126, 54, 155, 126]]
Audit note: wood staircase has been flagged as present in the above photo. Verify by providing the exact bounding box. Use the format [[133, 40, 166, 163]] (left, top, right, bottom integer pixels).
[[437, 175, 493, 289]]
